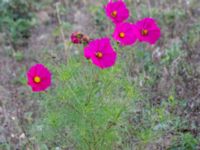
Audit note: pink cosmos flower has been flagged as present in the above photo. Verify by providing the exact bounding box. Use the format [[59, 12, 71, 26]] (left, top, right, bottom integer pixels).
[[84, 37, 117, 69], [135, 17, 161, 45], [104, 0, 129, 24], [27, 64, 51, 92], [112, 22, 139, 46]]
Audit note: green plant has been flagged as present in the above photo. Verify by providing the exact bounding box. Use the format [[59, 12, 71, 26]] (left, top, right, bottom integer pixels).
[[127, 99, 180, 149], [18, 1, 200, 149], [13, 51, 24, 61], [0, 0, 37, 49], [30, 56, 141, 149], [169, 133, 198, 150]]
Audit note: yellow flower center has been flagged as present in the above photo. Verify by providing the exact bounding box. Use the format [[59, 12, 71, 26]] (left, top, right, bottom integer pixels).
[[111, 11, 117, 18], [119, 32, 125, 38], [96, 52, 103, 58], [34, 76, 41, 83], [142, 29, 148, 36]]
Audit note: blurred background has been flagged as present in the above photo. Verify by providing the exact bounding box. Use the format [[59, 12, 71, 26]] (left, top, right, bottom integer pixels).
[[0, 0, 200, 149]]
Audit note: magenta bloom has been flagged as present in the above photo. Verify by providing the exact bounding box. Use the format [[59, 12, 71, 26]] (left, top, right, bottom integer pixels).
[[113, 22, 138, 46], [27, 64, 51, 92], [84, 37, 117, 69], [104, 0, 129, 24], [135, 18, 161, 45]]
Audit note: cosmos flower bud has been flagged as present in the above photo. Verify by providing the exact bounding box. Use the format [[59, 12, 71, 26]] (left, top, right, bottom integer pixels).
[[70, 32, 90, 45], [70, 31, 83, 44]]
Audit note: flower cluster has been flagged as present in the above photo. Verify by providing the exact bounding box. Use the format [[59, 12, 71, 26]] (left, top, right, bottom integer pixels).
[[105, 0, 160, 46], [27, 0, 161, 92], [71, 0, 161, 69]]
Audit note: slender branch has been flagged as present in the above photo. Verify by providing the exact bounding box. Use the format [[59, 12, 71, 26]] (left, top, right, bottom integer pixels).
[[55, 2, 69, 63]]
